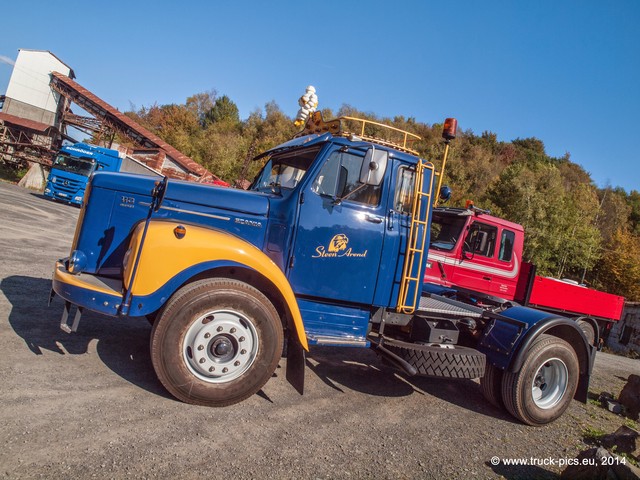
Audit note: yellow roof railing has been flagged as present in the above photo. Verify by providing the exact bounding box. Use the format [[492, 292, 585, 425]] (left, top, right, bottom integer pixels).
[[297, 111, 421, 155]]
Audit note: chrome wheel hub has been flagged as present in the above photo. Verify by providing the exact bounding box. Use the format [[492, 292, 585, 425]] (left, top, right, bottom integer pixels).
[[183, 310, 258, 383], [531, 357, 568, 409]]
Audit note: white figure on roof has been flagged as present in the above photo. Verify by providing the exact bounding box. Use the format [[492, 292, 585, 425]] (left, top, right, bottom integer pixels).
[[294, 85, 318, 128]]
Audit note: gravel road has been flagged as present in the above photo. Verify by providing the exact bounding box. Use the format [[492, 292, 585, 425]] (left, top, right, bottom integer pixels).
[[0, 180, 637, 479]]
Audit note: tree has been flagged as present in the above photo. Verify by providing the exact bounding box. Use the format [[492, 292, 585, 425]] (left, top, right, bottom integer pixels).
[[553, 183, 601, 280], [485, 161, 566, 275], [594, 228, 640, 300], [204, 95, 240, 125], [186, 90, 217, 126]]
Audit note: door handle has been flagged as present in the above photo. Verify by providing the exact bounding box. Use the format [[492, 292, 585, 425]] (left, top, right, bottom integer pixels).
[[366, 214, 383, 224], [483, 276, 491, 281], [387, 209, 394, 230]]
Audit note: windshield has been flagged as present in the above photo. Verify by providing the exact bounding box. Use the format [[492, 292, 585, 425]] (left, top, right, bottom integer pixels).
[[52, 154, 95, 177], [430, 212, 468, 251], [251, 146, 322, 193]]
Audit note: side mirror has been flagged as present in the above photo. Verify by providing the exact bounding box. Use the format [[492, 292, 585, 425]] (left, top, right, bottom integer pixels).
[[360, 147, 388, 186]]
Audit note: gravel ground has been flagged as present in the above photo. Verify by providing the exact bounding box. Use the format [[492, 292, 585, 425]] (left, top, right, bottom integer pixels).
[[0, 180, 637, 479]]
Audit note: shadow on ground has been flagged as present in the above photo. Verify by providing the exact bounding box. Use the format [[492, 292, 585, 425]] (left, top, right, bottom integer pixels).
[[486, 461, 557, 480], [2, 275, 169, 399], [3, 274, 519, 422], [306, 345, 517, 423]]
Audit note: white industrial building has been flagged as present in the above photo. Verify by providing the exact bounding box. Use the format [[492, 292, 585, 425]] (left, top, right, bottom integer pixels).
[[2, 49, 74, 128]]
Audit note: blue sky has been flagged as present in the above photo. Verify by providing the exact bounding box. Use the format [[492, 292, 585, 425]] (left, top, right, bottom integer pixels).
[[1, 1, 638, 192]]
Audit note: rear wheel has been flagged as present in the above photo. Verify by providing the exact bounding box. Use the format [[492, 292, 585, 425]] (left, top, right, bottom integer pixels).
[[480, 363, 504, 408], [576, 319, 596, 346], [150, 278, 283, 407], [501, 334, 579, 426]]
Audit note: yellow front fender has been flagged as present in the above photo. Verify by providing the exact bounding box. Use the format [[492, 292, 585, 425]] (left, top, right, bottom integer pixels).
[[124, 220, 308, 350]]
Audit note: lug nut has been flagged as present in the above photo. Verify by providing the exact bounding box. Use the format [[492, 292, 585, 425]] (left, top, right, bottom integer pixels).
[[230, 327, 236, 333], [209, 366, 215, 372], [240, 349, 247, 355], [199, 358, 206, 364], [234, 361, 240, 367], [204, 333, 211, 339], [197, 345, 204, 351], [239, 337, 245, 342], [217, 326, 223, 332], [222, 368, 228, 373]]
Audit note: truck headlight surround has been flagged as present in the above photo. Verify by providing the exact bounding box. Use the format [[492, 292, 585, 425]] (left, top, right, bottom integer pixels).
[[68, 250, 88, 275]]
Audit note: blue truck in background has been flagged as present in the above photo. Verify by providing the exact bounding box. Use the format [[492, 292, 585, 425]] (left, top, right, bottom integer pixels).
[[44, 142, 161, 206], [50, 112, 595, 425], [44, 143, 123, 206]]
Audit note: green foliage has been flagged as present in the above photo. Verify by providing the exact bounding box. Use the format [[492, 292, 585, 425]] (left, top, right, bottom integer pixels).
[[122, 92, 640, 300], [186, 90, 217, 126], [485, 161, 566, 273], [583, 426, 606, 442], [0, 161, 29, 183], [205, 95, 240, 126], [593, 228, 640, 299]]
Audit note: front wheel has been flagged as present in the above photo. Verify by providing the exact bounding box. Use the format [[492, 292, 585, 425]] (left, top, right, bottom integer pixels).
[[150, 278, 283, 407], [501, 334, 579, 426]]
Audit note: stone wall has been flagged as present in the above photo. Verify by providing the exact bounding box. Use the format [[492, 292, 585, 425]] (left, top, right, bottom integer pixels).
[[607, 302, 640, 355]]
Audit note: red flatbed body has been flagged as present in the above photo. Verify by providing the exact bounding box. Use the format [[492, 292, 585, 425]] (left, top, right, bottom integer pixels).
[[524, 274, 624, 322]]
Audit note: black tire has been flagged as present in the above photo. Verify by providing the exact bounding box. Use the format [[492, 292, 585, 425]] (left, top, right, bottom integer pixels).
[[384, 339, 486, 379], [576, 319, 596, 346], [150, 278, 283, 407], [480, 363, 504, 408], [501, 334, 579, 426]]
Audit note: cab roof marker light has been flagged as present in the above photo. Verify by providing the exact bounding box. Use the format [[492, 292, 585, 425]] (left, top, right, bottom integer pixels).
[[442, 118, 458, 141]]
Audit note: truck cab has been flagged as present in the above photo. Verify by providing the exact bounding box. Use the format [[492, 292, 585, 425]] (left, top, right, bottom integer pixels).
[[51, 113, 594, 426], [44, 143, 123, 206], [423, 205, 624, 342], [424, 206, 525, 302]]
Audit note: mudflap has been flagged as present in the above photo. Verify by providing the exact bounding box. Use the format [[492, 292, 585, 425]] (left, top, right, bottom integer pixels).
[[285, 332, 306, 395], [59, 301, 83, 333], [575, 343, 598, 403]]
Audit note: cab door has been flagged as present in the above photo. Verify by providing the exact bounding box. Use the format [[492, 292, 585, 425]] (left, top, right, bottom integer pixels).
[[288, 147, 387, 305], [487, 227, 519, 299], [450, 221, 497, 296]]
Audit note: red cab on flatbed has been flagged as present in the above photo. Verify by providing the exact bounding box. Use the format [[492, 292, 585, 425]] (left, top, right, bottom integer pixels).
[[424, 205, 624, 343]]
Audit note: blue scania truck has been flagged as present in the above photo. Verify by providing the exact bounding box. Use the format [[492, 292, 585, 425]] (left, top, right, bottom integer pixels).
[[44, 143, 124, 206], [50, 113, 595, 425]]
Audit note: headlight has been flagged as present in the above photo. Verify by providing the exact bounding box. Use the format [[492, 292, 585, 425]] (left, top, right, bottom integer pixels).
[[51, 177, 57, 183], [68, 250, 87, 275], [74, 196, 83, 202]]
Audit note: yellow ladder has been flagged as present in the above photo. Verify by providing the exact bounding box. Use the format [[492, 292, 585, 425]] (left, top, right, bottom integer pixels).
[[397, 160, 435, 314]]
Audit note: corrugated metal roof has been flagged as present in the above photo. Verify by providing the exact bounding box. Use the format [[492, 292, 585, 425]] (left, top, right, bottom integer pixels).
[[50, 72, 216, 179], [0, 112, 55, 133]]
